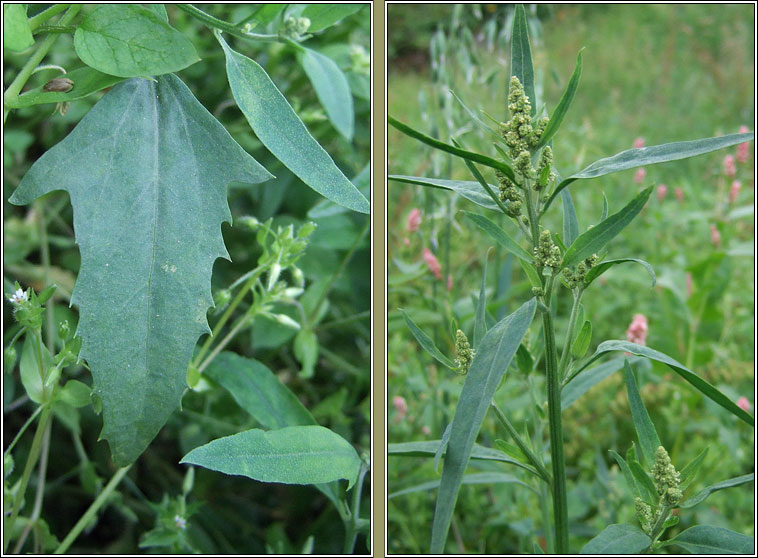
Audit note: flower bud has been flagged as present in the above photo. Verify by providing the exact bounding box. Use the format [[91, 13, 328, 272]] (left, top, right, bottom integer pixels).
[[4, 345, 17, 371], [58, 319, 72, 342], [267, 262, 282, 291], [214, 289, 232, 307]]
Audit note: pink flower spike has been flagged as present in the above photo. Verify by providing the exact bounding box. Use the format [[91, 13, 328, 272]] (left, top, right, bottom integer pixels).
[[729, 180, 741, 204], [737, 126, 751, 164], [392, 395, 408, 420], [626, 313, 648, 346], [710, 224, 721, 249], [421, 425, 431, 436], [406, 208, 421, 232], [737, 396, 751, 412], [423, 248, 442, 280], [674, 187, 684, 203], [633, 137, 645, 149], [634, 168, 646, 184], [723, 154, 736, 177], [656, 184, 667, 201]]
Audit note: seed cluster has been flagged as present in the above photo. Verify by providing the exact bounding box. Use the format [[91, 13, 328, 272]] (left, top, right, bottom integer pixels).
[[454, 329, 474, 374], [534, 230, 561, 269], [562, 254, 599, 289]]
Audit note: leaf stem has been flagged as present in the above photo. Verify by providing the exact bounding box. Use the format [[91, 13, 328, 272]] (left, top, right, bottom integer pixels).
[[53, 465, 131, 554], [3, 4, 81, 123], [197, 311, 251, 373], [28, 4, 70, 30], [176, 4, 279, 42]]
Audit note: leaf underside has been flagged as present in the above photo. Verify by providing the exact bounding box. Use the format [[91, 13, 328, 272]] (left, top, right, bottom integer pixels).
[[10, 75, 272, 466]]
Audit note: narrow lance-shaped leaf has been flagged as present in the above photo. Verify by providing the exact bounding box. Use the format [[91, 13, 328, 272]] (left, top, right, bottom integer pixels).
[[679, 447, 708, 490], [562, 356, 643, 410], [297, 47, 354, 141], [463, 212, 533, 263], [450, 90, 503, 142], [624, 359, 662, 466], [399, 310, 457, 369], [580, 524, 651, 555], [474, 249, 491, 348], [544, 132, 754, 212], [181, 425, 362, 489], [510, 4, 536, 116], [609, 450, 642, 499], [584, 258, 656, 288], [562, 186, 653, 269], [570, 320, 592, 359], [561, 188, 579, 247], [389, 175, 500, 211], [679, 473, 754, 509], [574, 340, 753, 425], [664, 525, 754, 555], [74, 4, 199, 78], [451, 137, 510, 215], [536, 49, 583, 149], [10, 75, 273, 466], [390, 472, 534, 499], [6, 66, 127, 109], [430, 298, 537, 553], [389, 116, 516, 181], [217, 32, 369, 214]]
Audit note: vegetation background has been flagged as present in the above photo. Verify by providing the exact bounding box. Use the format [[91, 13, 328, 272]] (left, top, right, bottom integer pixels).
[[4, 4, 370, 554], [387, 4, 754, 554]]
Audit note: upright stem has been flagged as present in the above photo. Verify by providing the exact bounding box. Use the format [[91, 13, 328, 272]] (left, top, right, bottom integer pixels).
[[342, 461, 368, 553], [542, 310, 568, 553]]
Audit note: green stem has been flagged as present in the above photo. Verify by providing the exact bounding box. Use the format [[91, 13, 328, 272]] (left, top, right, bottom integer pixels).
[[490, 402, 551, 484], [539, 482, 555, 554], [4, 406, 43, 457], [28, 4, 70, 30], [4, 405, 53, 551], [176, 4, 279, 41], [32, 25, 77, 35], [645, 505, 672, 552], [342, 460, 368, 553], [197, 311, 252, 373], [3, 4, 81, 123], [54, 466, 131, 554], [557, 288, 583, 380], [542, 310, 569, 553]]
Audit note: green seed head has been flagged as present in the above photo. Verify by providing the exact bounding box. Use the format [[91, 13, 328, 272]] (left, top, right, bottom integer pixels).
[[454, 329, 475, 374]]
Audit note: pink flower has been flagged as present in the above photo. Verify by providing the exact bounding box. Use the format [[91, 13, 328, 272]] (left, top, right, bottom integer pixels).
[[393, 395, 408, 421], [674, 187, 684, 203], [710, 224, 721, 248], [626, 314, 648, 346], [446, 274, 453, 292], [656, 183, 667, 201], [423, 248, 442, 280], [729, 180, 741, 204], [406, 208, 421, 232], [737, 396, 751, 412], [634, 168, 646, 184], [737, 126, 751, 164], [421, 425, 431, 436], [685, 272, 693, 299], [633, 137, 645, 149], [723, 154, 736, 177]]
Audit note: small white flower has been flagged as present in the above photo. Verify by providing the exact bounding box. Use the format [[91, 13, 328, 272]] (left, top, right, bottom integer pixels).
[[8, 289, 28, 304], [174, 514, 186, 530]]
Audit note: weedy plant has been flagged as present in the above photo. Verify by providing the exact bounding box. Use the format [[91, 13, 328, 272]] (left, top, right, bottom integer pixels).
[[4, 4, 369, 554], [389, 5, 753, 554]]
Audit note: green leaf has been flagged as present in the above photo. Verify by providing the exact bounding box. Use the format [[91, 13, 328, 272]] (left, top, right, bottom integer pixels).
[[562, 186, 653, 269], [580, 524, 651, 554], [679, 473, 754, 509], [388, 116, 516, 181], [9, 75, 272, 466], [629, 459, 659, 504], [494, 439, 527, 462], [624, 359, 661, 466], [143, 4, 168, 22], [450, 90, 503, 141], [510, 4, 536, 116], [400, 309, 457, 369], [579, 340, 753, 425], [58, 379, 92, 408], [217, 32, 369, 214], [452, 137, 510, 214], [584, 258, 656, 288], [520, 259, 543, 289], [73, 5, 199, 78], [562, 356, 641, 410], [608, 450, 641, 499], [6, 66, 128, 109], [430, 298, 537, 553], [389, 175, 499, 211], [181, 425, 362, 489], [679, 447, 708, 490], [434, 423, 452, 473], [463, 212, 533, 263], [570, 320, 592, 359], [545, 132, 754, 212], [516, 343, 534, 374], [3, 4, 34, 52], [536, 49, 583, 149], [300, 4, 363, 32], [389, 472, 532, 499], [561, 189, 579, 247], [298, 47, 354, 141], [204, 352, 314, 429], [294, 328, 319, 379], [665, 525, 754, 554], [474, 249, 490, 348], [20, 338, 51, 404]]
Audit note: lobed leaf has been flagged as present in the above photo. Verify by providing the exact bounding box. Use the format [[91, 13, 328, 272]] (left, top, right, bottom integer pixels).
[[181, 425, 361, 489], [664, 525, 754, 554], [430, 298, 537, 553], [10, 75, 273, 466], [6, 66, 127, 109], [536, 49, 583, 149], [624, 359, 662, 466], [217, 32, 369, 214], [580, 524, 651, 554], [562, 186, 653, 269], [74, 4, 199, 77], [298, 47, 354, 141]]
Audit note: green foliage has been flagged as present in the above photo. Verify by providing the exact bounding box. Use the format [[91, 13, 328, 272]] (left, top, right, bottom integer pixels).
[[581, 523, 651, 554]]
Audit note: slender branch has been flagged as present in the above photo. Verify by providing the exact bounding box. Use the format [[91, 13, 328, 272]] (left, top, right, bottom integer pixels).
[[28, 4, 70, 30], [176, 4, 279, 41], [197, 312, 251, 373], [342, 461, 369, 553], [4, 406, 43, 456], [54, 466, 131, 554]]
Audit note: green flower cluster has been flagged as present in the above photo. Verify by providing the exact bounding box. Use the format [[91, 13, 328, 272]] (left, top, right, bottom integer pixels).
[[454, 329, 474, 375], [562, 254, 599, 289], [653, 446, 682, 507], [501, 76, 549, 179], [534, 230, 561, 269], [495, 171, 522, 217]]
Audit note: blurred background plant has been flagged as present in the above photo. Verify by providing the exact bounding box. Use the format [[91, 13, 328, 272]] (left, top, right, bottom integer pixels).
[[387, 4, 753, 553], [4, 4, 370, 554]]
